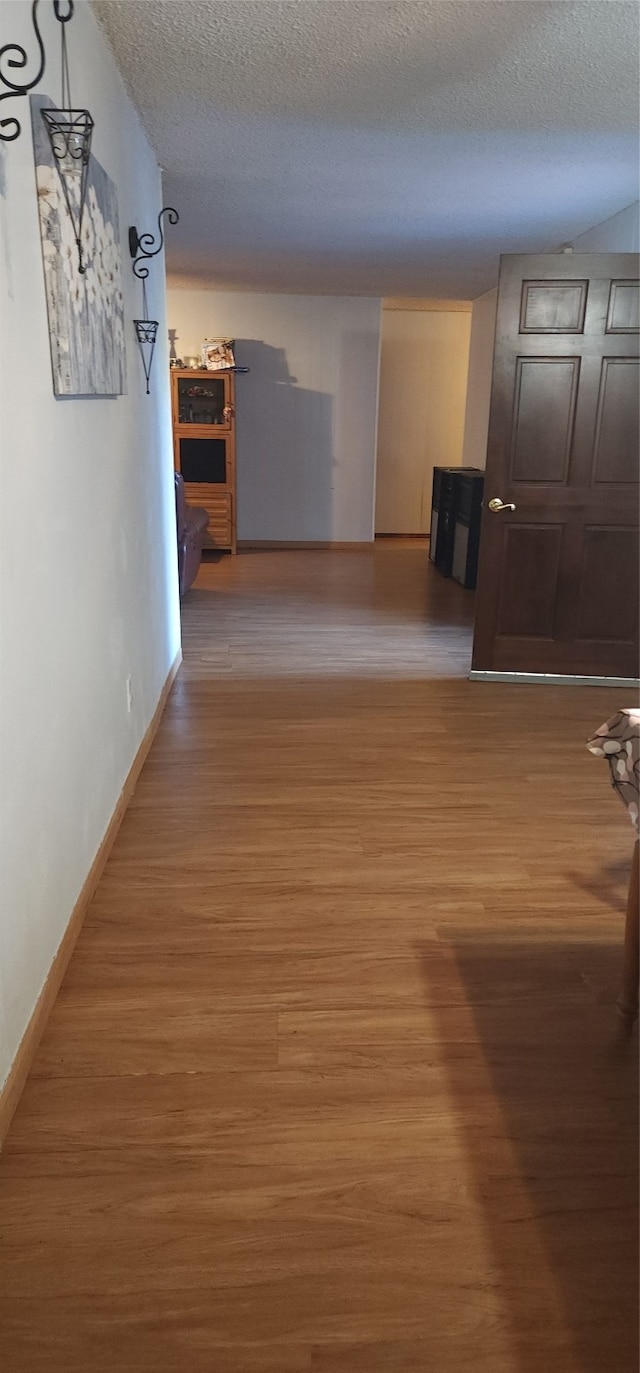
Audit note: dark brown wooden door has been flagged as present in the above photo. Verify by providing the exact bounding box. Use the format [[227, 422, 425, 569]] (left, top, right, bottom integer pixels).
[[471, 254, 639, 678]]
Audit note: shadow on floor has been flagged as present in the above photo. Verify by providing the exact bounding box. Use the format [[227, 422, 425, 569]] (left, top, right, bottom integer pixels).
[[416, 929, 638, 1373], [563, 858, 630, 915]]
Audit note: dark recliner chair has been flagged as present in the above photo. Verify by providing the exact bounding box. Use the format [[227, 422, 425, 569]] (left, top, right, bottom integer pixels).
[[174, 473, 209, 596]]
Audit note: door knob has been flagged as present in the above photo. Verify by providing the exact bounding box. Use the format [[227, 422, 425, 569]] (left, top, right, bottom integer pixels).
[[488, 497, 516, 513]]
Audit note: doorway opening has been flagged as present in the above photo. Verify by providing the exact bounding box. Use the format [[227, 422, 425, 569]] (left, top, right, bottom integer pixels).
[[374, 298, 474, 540], [374, 295, 495, 671]]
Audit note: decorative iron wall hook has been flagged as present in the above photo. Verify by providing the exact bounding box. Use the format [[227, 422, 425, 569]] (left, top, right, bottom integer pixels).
[[129, 207, 179, 395], [52, 4, 74, 30], [0, 0, 78, 142], [129, 207, 179, 279], [0, 0, 46, 142]]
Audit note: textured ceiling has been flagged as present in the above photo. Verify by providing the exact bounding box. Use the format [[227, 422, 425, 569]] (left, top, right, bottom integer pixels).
[[93, 0, 639, 297]]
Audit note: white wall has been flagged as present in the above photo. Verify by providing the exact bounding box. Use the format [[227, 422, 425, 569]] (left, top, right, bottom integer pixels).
[[570, 201, 639, 252], [167, 289, 381, 542], [0, 1, 181, 1093], [460, 288, 499, 472], [375, 306, 471, 533], [460, 201, 639, 472]]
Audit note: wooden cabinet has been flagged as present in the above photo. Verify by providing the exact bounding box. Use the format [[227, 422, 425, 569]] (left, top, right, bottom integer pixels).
[[170, 368, 236, 553]]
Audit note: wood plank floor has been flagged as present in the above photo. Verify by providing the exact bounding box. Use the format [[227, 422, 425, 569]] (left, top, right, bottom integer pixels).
[[1, 541, 637, 1372]]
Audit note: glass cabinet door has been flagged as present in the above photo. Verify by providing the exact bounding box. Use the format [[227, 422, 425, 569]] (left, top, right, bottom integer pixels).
[[176, 375, 229, 426]]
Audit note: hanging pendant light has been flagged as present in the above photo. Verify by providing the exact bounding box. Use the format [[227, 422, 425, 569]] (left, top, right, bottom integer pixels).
[[41, 2, 93, 273]]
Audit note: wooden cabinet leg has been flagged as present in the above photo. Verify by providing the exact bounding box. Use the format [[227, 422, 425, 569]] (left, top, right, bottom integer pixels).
[[618, 840, 639, 1026]]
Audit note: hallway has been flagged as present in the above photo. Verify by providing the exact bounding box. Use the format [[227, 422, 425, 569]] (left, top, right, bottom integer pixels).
[[0, 542, 637, 1371]]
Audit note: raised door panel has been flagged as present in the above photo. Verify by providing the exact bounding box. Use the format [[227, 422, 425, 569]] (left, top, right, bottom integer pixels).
[[592, 358, 640, 484], [510, 358, 579, 483], [577, 527, 639, 643], [495, 525, 562, 638], [519, 280, 588, 333], [606, 282, 640, 333]]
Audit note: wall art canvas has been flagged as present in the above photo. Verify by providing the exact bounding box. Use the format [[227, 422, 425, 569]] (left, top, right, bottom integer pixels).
[[31, 94, 126, 396]]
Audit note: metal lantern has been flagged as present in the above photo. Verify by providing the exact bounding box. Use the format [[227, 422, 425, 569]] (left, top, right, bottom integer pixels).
[[42, 1, 93, 273], [133, 319, 159, 396], [41, 105, 93, 272]]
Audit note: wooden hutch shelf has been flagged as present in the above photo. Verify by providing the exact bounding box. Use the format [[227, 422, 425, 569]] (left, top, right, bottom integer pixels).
[[170, 368, 236, 553]]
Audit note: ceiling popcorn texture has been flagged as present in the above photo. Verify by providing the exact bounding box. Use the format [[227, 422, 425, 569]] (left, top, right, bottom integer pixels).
[[93, 0, 639, 297]]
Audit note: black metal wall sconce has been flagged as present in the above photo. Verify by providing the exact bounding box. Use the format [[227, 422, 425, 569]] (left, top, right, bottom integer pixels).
[[130, 206, 179, 395], [1, 1, 94, 273], [0, 0, 48, 142]]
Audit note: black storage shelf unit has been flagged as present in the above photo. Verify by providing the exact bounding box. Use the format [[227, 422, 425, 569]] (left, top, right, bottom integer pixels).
[[429, 466, 484, 588]]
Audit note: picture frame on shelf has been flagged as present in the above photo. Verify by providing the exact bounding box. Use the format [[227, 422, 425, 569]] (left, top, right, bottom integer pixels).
[[201, 338, 235, 371]]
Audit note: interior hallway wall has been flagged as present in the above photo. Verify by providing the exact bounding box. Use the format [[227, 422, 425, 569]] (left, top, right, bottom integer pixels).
[[375, 303, 472, 534], [460, 288, 499, 472], [167, 289, 382, 542], [0, 0, 180, 1096], [571, 200, 639, 252]]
